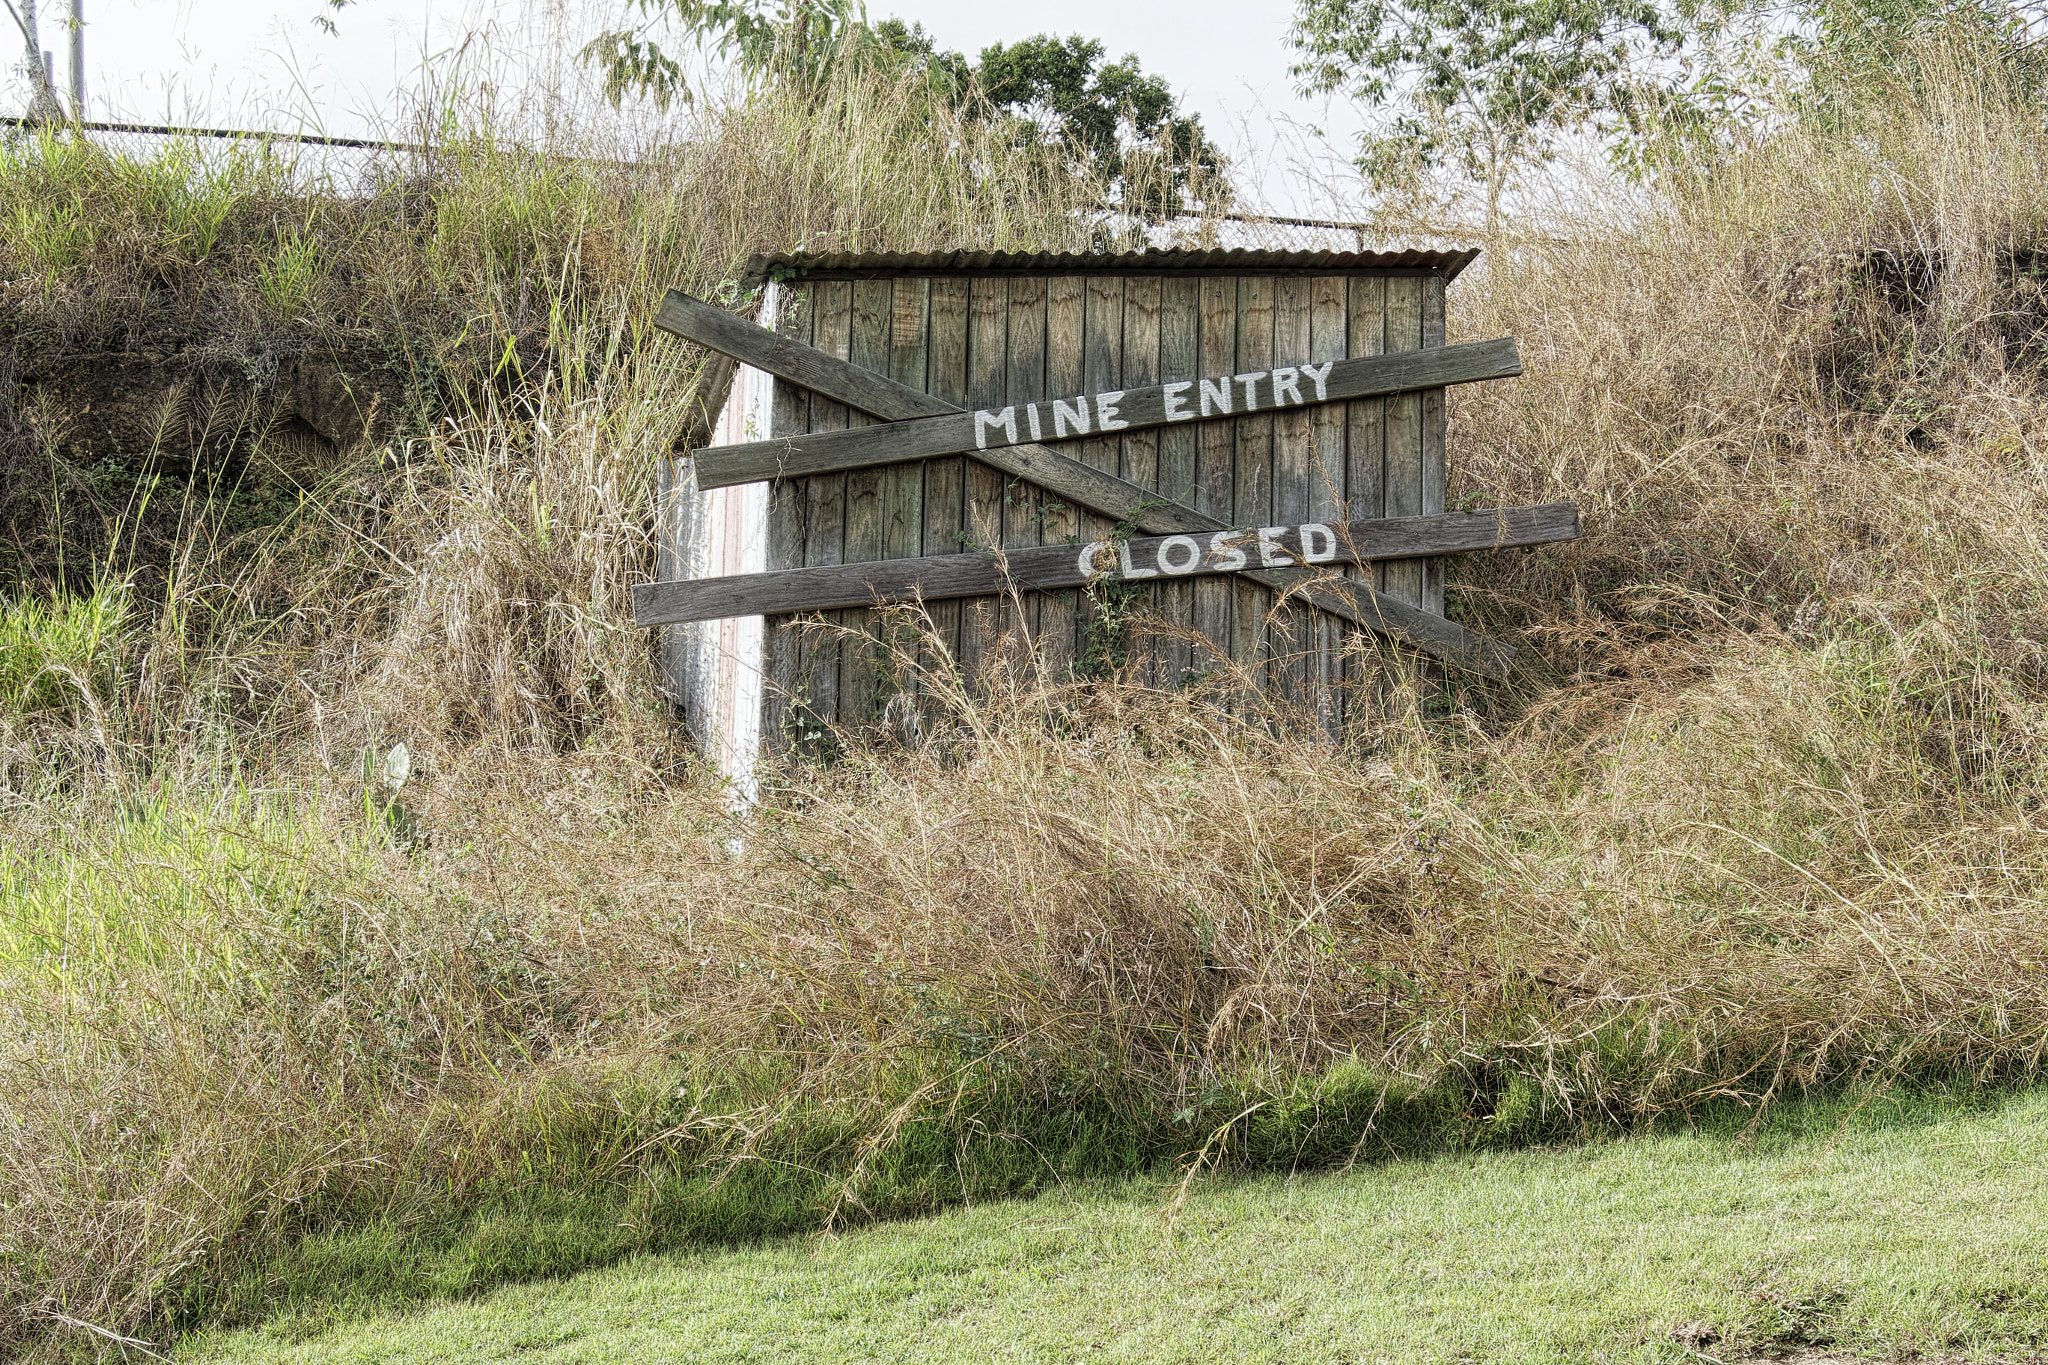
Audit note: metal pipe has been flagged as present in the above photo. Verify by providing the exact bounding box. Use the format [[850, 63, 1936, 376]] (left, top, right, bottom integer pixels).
[[67, 0, 79, 117]]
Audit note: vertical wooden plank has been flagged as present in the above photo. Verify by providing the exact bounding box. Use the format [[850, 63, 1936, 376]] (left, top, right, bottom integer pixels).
[[799, 280, 854, 729], [1308, 274, 1350, 740], [1193, 276, 1237, 677], [1231, 276, 1276, 698], [839, 278, 893, 728], [1420, 273, 1448, 619], [960, 277, 1010, 691], [1066, 276, 1121, 681], [1268, 275, 1315, 725], [1119, 276, 1162, 685], [870, 277, 929, 735], [1382, 275, 1425, 608], [655, 453, 691, 712], [1040, 275, 1086, 684], [761, 284, 812, 750], [1155, 276, 1200, 691], [922, 278, 970, 711], [1079, 276, 1126, 479], [884, 278, 930, 565], [1344, 275, 1388, 719], [1118, 278, 1162, 492], [1000, 275, 1050, 678]]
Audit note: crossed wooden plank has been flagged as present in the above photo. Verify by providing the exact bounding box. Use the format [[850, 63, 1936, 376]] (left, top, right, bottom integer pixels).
[[643, 290, 1568, 679], [636, 503, 1577, 626], [692, 336, 1523, 488]]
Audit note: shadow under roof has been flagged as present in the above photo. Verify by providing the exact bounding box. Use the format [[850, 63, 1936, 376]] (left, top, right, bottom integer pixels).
[[742, 246, 1482, 283]]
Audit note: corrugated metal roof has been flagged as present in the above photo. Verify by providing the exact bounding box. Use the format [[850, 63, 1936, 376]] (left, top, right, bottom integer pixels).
[[742, 246, 1482, 283]]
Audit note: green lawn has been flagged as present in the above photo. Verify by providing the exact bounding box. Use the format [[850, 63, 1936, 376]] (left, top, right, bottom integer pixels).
[[184, 1088, 2048, 1365]]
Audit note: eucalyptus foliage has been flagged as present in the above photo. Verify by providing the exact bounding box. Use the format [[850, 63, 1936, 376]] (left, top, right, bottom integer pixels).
[[580, 3, 1227, 218], [1289, 0, 1687, 228]]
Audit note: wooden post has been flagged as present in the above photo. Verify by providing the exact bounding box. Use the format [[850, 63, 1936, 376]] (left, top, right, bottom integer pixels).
[[654, 287, 764, 783]]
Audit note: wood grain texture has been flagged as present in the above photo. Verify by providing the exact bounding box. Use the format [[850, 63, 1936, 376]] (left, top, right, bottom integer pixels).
[[761, 287, 812, 748], [1231, 275, 1276, 686], [690, 335, 1521, 486], [660, 285, 1516, 676], [1268, 275, 1316, 712], [634, 505, 1580, 625], [1344, 275, 1388, 704], [659, 289, 948, 421], [1307, 275, 1350, 738], [838, 279, 894, 725], [1194, 277, 1237, 673], [921, 278, 970, 696], [1382, 275, 1424, 608], [671, 351, 737, 454], [1119, 276, 1162, 684], [656, 347, 746, 720], [1001, 275, 1049, 668], [800, 281, 854, 726], [1155, 277, 1201, 689], [1421, 273, 1448, 618], [961, 278, 1009, 687], [1041, 275, 1086, 679]]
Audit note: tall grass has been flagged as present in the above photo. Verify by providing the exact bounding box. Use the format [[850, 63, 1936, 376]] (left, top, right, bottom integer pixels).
[[8, 31, 2048, 1362]]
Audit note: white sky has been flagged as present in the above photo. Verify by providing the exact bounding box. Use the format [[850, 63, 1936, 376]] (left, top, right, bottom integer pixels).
[[2, 0, 1371, 218]]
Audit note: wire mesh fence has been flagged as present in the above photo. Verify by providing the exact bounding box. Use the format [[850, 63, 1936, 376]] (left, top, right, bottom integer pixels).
[[0, 113, 1445, 253], [0, 115, 429, 195]]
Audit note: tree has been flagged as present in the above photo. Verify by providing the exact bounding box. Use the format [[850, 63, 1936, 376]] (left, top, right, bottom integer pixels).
[[1288, 0, 1688, 232], [975, 34, 1228, 218], [2, 0, 64, 122], [581, 7, 1228, 219], [585, 0, 888, 107], [1792, 0, 2048, 114]]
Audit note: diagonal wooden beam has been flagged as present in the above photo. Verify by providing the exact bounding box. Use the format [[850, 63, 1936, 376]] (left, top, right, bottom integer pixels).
[[654, 289, 1522, 678], [692, 337, 1522, 489]]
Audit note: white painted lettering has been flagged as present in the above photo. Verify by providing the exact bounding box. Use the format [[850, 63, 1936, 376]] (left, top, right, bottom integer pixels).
[[1257, 526, 1295, 567], [973, 407, 1017, 448], [1236, 371, 1269, 410], [1299, 523, 1338, 563], [1052, 396, 1092, 439], [1076, 540, 1110, 577], [1025, 403, 1044, 442], [1096, 390, 1129, 430], [1116, 539, 1159, 579], [1156, 535, 1202, 574], [1271, 367, 1304, 406], [1302, 361, 1334, 401], [1208, 531, 1248, 571], [1162, 381, 1195, 421], [1198, 377, 1233, 416]]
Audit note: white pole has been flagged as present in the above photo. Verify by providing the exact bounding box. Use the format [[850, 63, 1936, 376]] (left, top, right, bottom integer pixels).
[[66, 0, 78, 117]]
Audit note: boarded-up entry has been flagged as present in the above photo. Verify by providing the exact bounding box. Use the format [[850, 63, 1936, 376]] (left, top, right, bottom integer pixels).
[[655, 246, 1530, 770]]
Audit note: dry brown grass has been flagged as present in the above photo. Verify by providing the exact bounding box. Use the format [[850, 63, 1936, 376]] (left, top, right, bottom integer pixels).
[[8, 34, 2048, 1363]]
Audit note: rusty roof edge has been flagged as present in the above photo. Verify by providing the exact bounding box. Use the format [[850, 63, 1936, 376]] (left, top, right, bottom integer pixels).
[[736, 246, 1486, 281]]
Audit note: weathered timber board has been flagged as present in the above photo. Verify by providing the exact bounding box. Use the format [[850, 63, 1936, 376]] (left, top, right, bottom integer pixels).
[[633, 504, 1579, 627], [653, 289, 1519, 677], [689, 334, 1521, 488]]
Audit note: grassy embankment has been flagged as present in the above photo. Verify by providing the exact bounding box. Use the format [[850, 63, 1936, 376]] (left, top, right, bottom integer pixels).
[[6, 34, 2048, 1361], [185, 1086, 2048, 1364]]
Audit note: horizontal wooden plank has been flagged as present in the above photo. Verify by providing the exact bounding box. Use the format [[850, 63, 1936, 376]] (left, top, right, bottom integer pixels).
[[693, 337, 1521, 488], [633, 503, 1578, 626], [651, 289, 1521, 676]]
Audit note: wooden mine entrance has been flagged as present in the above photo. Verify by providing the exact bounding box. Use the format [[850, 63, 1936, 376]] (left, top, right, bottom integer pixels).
[[643, 248, 1574, 778]]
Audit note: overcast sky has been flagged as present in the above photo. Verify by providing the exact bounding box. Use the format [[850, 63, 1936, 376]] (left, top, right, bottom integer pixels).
[[3, 0, 1372, 218]]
